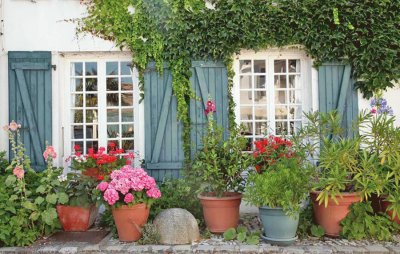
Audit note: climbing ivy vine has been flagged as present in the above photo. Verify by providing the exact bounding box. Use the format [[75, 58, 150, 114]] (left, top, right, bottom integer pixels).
[[79, 0, 400, 158]]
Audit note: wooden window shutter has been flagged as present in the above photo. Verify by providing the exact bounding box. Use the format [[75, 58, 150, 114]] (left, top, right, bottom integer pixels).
[[8, 51, 52, 172], [318, 63, 359, 137], [144, 61, 229, 181]]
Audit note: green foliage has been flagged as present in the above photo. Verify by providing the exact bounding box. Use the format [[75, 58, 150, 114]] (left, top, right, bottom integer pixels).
[[0, 151, 9, 174], [137, 223, 161, 245], [310, 225, 325, 238], [59, 173, 98, 208], [296, 203, 324, 239], [223, 227, 260, 245], [189, 115, 251, 196], [99, 208, 117, 237], [149, 177, 203, 225], [340, 202, 399, 241], [244, 157, 313, 216]]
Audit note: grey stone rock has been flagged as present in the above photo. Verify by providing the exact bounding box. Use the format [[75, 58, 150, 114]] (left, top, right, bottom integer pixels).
[[154, 208, 200, 245]]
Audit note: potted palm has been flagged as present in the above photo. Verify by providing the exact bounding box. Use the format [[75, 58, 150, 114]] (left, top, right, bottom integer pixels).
[[244, 136, 312, 245], [190, 100, 251, 233], [94, 165, 161, 242], [56, 173, 99, 231]]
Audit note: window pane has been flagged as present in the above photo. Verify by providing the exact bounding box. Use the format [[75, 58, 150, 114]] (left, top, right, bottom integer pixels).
[[254, 107, 268, 120], [120, 62, 131, 75], [72, 94, 83, 107], [106, 62, 118, 75], [121, 109, 134, 122], [274, 75, 287, 89], [71, 63, 83, 76], [86, 125, 98, 139], [255, 76, 266, 89], [107, 78, 119, 91], [274, 60, 286, 73], [72, 110, 83, 123], [254, 91, 267, 104], [240, 106, 253, 121], [122, 140, 134, 150], [254, 60, 266, 73], [71, 78, 83, 92], [72, 141, 84, 151], [289, 106, 302, 119], [122, 124, 134, 138], [275, 106, 288, 119], [275, 91, 287, 104], [289, 75, 301, 89], [255, 122, 268, 135], [107, 93, 119, 107], [72, 126, 83, 139], [240, 91, 253, 104], [240, 122, 253, 135], [86, 110, 98, 123], [107, 109, 119, 122], [107, 125, 119, 138], [121, 77, 133, 91], [290, 121, 302, 135], [85, 62, 97, 76], [86, 94, 98, 107], [289, 59, 300, 73], [121, 93, 133, 107], [276, 121, 288, 135], [239, 60, 251, 73], [86, 141, 98, 153], [86, 78, 98, 92], [289, 90, 302, 104], [240, 75, 252, 89]]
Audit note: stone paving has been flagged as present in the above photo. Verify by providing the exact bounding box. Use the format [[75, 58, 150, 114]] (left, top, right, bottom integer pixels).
[[1, 233, 400, 254]]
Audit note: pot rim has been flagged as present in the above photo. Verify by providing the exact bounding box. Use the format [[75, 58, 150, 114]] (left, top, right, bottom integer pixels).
[[112, 203, 148, 210], [310, 190, 361, 197], [198, 192, 242, 200]]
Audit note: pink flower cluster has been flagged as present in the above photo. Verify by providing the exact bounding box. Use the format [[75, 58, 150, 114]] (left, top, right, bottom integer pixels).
[[204, 100, 216, 115], [13, 166, 24, 179], [43, 146, 57, 161], [96, 165, 161, 206], [3, 120, 21, 132]]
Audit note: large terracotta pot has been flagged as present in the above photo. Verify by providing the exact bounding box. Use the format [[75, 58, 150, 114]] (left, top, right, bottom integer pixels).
[[112, 203, 150, 242], [381, 198, 400, 224], [56, 205, 98, 231], [198, 192, 242, 233], [310, 191, 361, 237]]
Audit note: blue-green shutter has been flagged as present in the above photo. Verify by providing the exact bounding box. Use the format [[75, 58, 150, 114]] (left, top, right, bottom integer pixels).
[[8, 51, 52, 172], [318, 63, 358, 137], [144, 61, 229, 181]]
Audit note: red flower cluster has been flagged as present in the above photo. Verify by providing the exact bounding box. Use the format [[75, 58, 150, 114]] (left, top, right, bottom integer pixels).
[[205, 100, 216, 115], [253, 136, 294, 173]]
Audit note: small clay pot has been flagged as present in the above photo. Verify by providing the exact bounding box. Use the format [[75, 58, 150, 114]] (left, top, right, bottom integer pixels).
[[57, 205, 98, 231], [198, 192, 242, 234]]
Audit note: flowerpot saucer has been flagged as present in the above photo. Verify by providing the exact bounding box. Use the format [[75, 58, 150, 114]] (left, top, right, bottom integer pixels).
[[260, 234, 298, 246]]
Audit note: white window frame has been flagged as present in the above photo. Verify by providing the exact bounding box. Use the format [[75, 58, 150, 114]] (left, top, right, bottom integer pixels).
[[61, 52, 144, 167], [233, 49, 318, 144]]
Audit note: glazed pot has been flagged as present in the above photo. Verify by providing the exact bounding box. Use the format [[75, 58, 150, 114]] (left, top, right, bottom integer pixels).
[[198, 192, 242, 233], [112, 203, 150, 242], [56, 205, 98, 231], [310, 191, 361, 237], [259, 206, 299, 246]]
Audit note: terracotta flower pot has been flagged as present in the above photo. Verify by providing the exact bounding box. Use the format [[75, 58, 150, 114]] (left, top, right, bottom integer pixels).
[[370, 193, 386, 214], [310, 191, 361, 237], [198, 192, 242, 233], [83, 168, 101, 179], [381, 198, 400, 224], [112, 203, 150, 242], [56, 205, 98, 231]]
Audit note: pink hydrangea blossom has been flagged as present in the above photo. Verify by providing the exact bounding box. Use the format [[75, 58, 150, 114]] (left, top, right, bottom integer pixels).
[[97, 181, 109, 191], [146, 187, 161, 199], [124, 193, 134, 203], [103, 188, 119, 206], [13, 166, 24, 179], [43, 146, 57, 161]]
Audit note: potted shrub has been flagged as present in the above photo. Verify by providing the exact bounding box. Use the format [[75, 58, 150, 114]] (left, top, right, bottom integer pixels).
[[190, 100, 251, 233], [244, 136, 312, 245], [56, 173, 99, 231], [95, 165, 161, 242], [68, 142, 134, 180]]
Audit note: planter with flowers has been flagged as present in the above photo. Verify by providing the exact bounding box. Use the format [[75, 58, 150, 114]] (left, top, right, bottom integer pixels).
[[95, 165, 161, 242], [244, 136, 312, 245], [190, 100, 251, 233], [56, 173, 99, 231], [69, 142, 134, 181]]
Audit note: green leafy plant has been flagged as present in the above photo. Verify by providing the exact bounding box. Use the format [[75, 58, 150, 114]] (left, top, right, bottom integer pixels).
[[189, 100, 251, 197], [58, 172, 98, 208], [310, 225, 325, 238], [137, 223, 161, 245], [340, 202, 399, 241], [0, 151, 9, 174], [223, 226, 260, 245]]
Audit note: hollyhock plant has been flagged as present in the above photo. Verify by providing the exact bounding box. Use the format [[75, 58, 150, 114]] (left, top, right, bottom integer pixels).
[[96, 165, 161, 207]]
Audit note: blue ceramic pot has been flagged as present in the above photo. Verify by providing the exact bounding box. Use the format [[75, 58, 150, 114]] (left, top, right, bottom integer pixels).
[[259, 206, 299, 245]]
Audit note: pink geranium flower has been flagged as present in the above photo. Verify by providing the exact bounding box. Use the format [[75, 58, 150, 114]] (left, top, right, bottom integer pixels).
[[97, 181, 108, 191], [103, 188, 119, 206], [13, 166, 24, 179], [146, 187, 161, 199], [124, 193, 134, 203]]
